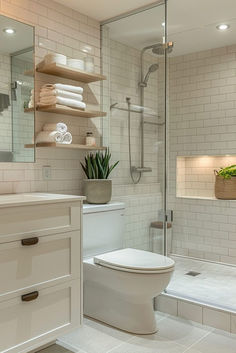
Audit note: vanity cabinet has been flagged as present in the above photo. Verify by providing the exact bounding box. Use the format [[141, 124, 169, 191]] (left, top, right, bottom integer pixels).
[[0, 194, 84, 353]]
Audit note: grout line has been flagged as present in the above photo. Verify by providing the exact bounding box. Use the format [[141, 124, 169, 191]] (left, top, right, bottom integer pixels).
[[181, 329, 213, 353], [105, 335, 135, 353]]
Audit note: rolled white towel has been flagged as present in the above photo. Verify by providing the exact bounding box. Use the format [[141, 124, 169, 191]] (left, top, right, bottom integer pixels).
[[43, 122, 67, 134], [28, 100, 34, 108], [62, 132, 72, 144], [42, 83, 83, 94], [39, 96, 86, 110], [40, 89, 83, 101], [35, 130, 64, 143]]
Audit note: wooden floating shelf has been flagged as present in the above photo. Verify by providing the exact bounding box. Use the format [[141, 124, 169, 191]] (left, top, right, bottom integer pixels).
[[36, 61, 106, 83], [36, 104, 106, 118], [24, 107, 34, 112], [25, 142, 106, 150], [24, 105, 106, 118]]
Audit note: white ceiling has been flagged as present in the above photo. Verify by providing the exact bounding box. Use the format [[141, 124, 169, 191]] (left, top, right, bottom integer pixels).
[[55, 0, 236, 57], [0, 14, 33, 55], [54, 0, 157, 21], [106, 0, 236, 56]]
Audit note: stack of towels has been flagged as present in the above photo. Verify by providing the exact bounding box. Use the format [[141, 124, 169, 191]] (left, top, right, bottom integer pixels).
[[36, 122, 72, 144], [38, 83, 86, 110]]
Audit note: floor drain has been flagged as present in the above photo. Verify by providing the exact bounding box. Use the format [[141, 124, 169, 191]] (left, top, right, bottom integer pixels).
[[185, 271, 201, 277]]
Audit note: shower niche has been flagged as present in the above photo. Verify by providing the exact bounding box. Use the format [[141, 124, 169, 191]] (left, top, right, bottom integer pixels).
[[0, 14, 34, 162], [176, 155, 236, 199]]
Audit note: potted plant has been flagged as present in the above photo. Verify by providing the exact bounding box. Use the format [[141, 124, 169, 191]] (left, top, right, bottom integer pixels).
[[81, 149, 119, 204], [215, 165, 236, 199]]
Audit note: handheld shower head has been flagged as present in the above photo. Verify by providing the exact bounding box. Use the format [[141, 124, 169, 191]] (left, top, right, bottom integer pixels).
[[141, 63, 159, 87]]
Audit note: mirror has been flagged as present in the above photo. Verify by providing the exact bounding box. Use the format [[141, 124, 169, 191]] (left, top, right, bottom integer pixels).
[[0, 14, 34, 162]]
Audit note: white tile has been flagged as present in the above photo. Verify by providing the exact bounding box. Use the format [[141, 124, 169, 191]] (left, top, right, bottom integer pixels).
[[154, 314, 212, 348], [155, 295, 178, 316], [203, 308, 231, 332], [58, 318, 132, 353], [178, 301, 203, 324], [230, 313, 236, 334], [109, 335, 186, 353], [188, 329, 236, 353]]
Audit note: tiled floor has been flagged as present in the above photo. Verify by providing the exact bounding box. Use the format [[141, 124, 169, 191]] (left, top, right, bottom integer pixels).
[[167, 255, 236, 311], [56, 312, 236, 353]]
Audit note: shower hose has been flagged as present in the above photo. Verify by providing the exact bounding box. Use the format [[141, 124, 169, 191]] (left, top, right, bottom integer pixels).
[[126, 97, 141, 184]]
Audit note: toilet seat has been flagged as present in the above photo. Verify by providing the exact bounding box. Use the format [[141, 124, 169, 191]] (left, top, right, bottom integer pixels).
[[94, 248, 175, 274]]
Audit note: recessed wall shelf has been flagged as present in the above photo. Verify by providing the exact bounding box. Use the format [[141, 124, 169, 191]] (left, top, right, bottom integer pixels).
[[36, 61, 107, 83], [24, 105, 106, 118], [25, 142, 106, 150]]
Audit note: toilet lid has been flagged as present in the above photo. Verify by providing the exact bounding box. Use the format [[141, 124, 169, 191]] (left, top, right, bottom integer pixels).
[[94, 248, 175, 273]]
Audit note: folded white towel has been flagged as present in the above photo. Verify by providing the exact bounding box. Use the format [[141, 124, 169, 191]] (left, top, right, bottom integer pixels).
[[43, 122, 67, 134], [36, 130, 64, 143], [42, 83, 83, 94], [40, 89, 83, 101], [39, 96, 86, 110], [62, 132, 72, 144]]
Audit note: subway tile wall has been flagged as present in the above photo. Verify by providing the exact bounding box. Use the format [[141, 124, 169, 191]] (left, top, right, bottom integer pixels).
[[169, 45, 236, 264], [0, 0, 102, 195]]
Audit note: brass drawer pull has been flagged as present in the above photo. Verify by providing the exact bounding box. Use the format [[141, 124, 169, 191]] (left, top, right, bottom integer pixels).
[[21, 237, 39, 246], [21, 291, 39, 302]]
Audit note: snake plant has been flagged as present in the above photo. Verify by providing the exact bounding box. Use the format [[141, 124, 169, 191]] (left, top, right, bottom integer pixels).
[[215, 165, 236, 179], [81, 149, 119, 179]]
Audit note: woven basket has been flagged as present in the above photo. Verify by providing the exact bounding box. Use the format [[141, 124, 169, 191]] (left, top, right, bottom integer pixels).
[[215, 175, 236, 199]]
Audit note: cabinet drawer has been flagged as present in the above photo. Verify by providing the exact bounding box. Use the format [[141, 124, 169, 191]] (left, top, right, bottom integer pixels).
[[0, 231, 81, 296], [0, 280, 80, 353], [0, 202, 81, 241]]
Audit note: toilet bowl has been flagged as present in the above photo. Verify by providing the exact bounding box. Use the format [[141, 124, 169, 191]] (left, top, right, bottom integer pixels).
[[83, 203, 175, 334]]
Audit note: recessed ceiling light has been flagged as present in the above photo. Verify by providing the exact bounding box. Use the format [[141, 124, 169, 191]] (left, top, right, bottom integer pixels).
[[161, 22, 165, 27], [3, 28, 16, 34], [216, 24, 230, 31]]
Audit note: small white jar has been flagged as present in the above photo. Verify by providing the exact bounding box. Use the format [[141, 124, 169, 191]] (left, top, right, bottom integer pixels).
[[86, 132, 96, 146]]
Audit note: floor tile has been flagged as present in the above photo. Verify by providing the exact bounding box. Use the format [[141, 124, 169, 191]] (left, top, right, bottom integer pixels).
[[37, 344, 76, 353], [108, 335, 186, 353], [187, 329, 236, 353], [150, 314, 212, 348], [58, 317, 132, 353], [168, 256, 236, 311]]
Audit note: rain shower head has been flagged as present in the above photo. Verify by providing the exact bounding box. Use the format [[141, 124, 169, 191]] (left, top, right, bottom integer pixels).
[[152, 42, 174, 55], [141, 63, 159, 87]]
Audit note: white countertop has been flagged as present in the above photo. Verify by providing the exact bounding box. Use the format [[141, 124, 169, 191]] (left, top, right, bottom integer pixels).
[[0, 193, 85, 208]]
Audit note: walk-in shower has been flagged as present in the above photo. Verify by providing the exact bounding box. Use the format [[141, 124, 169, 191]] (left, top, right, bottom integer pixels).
[[101, 0, 236, 317]]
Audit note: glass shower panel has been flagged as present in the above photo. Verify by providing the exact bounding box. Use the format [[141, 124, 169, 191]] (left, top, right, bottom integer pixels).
[[101, 2, 167, 254]]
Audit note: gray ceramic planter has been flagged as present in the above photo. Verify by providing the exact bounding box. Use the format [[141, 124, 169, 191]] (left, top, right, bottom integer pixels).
[[84, 179, 112, 204]]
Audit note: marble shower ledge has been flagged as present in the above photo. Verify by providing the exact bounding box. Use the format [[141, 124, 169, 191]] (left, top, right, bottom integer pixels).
[[177, 195, 236, 201]]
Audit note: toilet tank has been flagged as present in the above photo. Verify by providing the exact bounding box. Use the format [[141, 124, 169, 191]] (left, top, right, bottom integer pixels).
[[83, 202, 125, 258]]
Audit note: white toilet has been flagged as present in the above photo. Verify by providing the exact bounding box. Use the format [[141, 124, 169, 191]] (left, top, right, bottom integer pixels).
[[83, 202, 175, 334]]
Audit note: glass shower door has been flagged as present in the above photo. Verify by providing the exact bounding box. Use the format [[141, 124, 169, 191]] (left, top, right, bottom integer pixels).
[[101, 0, 168, 255]]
